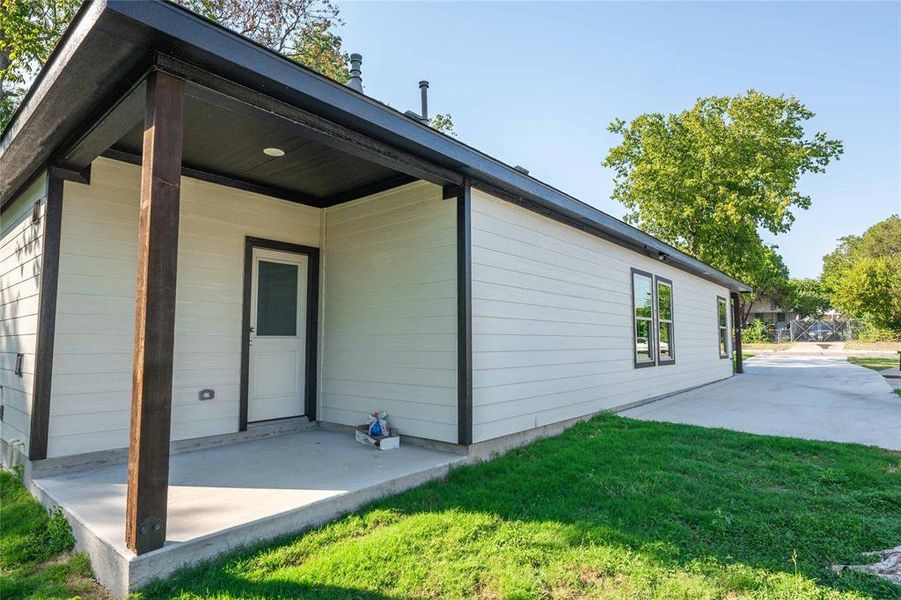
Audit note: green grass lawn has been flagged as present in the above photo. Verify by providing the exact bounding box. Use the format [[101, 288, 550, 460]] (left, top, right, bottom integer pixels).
[[847, 356, 898, 371], [0, 470, 106, 599], [132, 415, 901, 599]]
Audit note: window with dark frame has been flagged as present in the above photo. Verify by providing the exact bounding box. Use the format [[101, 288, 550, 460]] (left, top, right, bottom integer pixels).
[[632, 270, 679, 368], [632, 269, 655, 367], [655, 277, 674, 364], [717, 296, 729, 358]]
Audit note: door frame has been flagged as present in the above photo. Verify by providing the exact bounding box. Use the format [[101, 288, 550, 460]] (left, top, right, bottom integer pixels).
[[239, 236, 320, 431]]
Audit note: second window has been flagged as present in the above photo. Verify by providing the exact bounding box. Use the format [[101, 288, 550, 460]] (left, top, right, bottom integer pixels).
[[656, 277, 674, 365]]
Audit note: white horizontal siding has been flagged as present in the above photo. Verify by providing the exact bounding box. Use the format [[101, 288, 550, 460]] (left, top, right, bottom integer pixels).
[[47, 158, 320, 458], [320, 181, 457, 443], [471, 189, 732, 443], [0, 173, 48, 454]]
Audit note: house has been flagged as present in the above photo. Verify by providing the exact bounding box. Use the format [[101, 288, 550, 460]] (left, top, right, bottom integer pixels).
[[0, 0, 750, 594], [747, 296, 796, 330]]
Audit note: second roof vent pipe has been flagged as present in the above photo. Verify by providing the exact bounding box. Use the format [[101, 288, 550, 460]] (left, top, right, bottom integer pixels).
[[405, 80, 430, 124], [419, 80, 429, 121], [347, 53, 363, 92]]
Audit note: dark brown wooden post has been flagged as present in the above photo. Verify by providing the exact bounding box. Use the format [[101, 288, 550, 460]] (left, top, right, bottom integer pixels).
[[455, 181, 472, 446], [126, 70, 184, 555], [29, 175, 64, 461], [731, 291, 743, 374]]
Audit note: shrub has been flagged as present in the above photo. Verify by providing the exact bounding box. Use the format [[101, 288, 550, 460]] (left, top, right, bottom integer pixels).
[[855, 317, 901, 342], [742, 319, 771, 343], [43, 508, 75, 556], [832, 256, 901, 330]]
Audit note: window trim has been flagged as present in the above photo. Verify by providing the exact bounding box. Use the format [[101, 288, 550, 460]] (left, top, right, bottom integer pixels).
[[631, 268, 656, 369], [717, 295, 730, 359], [654, 275, 675, 366]]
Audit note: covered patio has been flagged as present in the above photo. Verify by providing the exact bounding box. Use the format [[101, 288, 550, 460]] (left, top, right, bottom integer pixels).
[[3, 1, 469, 585], [29, 428, 466, 596]]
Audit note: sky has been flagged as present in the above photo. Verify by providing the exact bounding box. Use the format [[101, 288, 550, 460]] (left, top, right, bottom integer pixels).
[[336, 1, 900, 279]]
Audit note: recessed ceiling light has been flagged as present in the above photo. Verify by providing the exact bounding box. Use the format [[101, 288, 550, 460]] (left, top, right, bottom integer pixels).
[[263, 147, 285, 157]]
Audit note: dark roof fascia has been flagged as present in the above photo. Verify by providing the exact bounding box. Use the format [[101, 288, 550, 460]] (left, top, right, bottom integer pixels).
[[0, 0, 751, 293], [0, 1, 101, 149], [0, 0, 151, 211]]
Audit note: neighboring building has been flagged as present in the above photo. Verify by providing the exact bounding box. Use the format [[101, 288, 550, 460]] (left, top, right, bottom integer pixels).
[[747, 296, 796, 330], [0, 0, 750, 591]]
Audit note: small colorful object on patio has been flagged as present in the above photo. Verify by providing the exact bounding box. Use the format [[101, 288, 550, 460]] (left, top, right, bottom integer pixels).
[[355, 410, 401, 450]]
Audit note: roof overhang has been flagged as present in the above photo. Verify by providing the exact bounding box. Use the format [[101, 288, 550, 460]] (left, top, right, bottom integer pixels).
[[0, 0, 752, 293]]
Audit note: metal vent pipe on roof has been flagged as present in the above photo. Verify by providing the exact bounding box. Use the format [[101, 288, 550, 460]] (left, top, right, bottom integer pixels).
[[347, 53, 363, 92], [419, 80, 429, 121]]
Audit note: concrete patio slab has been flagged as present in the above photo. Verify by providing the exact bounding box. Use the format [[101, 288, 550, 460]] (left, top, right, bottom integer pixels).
[[29, 429, 466, 597], [622, 354, 901, 451]]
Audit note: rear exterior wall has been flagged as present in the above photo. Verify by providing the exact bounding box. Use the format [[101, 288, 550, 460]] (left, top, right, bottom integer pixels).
[[319, 181, 458, 443], [8, 160, 737, 458], [38, 160, 459, 458], [470, 189, 733, 443], [46, 158, 320, 457]]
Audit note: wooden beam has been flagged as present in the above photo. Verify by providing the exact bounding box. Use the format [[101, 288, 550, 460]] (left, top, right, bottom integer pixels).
[[101, 149, 322, 208], [126, 70, 184, 555], [28, 175, 64, 461], [442, 184, 462, 200], [454, 182, 473, 445], [48, 164, 91, 185], [55, 76, 148, 172], [731, 292, 744, 374], [321, 174, 417, 207]]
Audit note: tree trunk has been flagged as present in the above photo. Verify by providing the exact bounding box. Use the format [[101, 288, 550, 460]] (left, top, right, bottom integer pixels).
[[0, 27, 13, 105], [740, 297, 753, 329]]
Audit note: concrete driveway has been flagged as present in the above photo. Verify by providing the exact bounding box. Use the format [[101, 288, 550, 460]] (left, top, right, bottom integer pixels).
[[622, 353, 901, 450]]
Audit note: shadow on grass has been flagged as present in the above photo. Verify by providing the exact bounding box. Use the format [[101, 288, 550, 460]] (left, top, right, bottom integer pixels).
[[137, 415, 901, 599], [141, 571, 396, 600]]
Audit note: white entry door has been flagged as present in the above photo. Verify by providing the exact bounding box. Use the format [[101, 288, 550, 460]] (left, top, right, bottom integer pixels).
[[248, 248, 308, 422]]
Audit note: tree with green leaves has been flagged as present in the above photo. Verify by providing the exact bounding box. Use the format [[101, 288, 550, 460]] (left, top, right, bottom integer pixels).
[[821, 216, 901, 336], [787, 277, 831, 319], [429, 113, 456, 137], [821, 215, 901, 288], [604, 90, 843, 324], [178, 0, 353, 83], [832, 257, 901, 333], [0, 0, 80, 128], [2, 0, 455, 135], [286, 17, 349, 83], [1, 0, 459, 135], [1, 0, 350, 129]]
